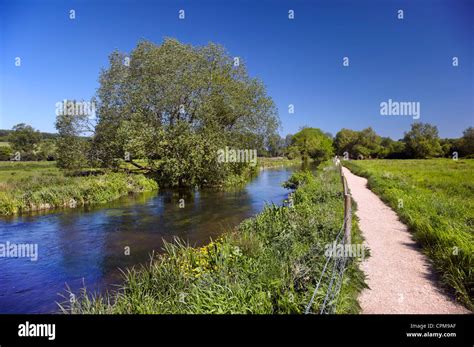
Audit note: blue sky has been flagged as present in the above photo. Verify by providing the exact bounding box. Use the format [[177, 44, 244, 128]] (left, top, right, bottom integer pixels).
[[0, 0, 472, 139]]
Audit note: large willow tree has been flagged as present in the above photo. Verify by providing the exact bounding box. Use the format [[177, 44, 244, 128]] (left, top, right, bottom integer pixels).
[[92, 39, 279, 187]]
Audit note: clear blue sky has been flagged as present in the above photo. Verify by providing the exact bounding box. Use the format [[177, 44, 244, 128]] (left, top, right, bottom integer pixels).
[[0, 0, 472, 139]]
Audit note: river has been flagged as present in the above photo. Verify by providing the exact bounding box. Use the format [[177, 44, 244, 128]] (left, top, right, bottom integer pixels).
[[0, 166, 299, 313]]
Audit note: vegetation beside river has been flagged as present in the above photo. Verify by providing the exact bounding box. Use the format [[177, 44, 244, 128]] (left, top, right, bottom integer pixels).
[[257, 157, 301, 169], [344, 159, 474, 310], [222, 157, 301, 188], [0, 157, 302, 216], [0, 161, 158, 215], [61, 163, 367, 314]]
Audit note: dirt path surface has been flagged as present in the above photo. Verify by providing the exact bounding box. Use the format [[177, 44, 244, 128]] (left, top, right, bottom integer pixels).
[[342, 167, 469, 314]]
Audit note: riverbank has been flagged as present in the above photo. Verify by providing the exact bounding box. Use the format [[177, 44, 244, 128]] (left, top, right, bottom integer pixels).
[[0, 159, 302, 216], [222, 157, 302, 188], [343, 159, 473, 310], [257, 157, 302, 169], [62, 163, 366, 314], [0, 162, 158, 215]]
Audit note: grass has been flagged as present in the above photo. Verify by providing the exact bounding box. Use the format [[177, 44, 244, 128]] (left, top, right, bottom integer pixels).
[[0, 161, 59, 182], [258, 157, 301, 169], [344, 159, 474, 310], [60, 163, 367, 314], [0, 161, 158, 215]]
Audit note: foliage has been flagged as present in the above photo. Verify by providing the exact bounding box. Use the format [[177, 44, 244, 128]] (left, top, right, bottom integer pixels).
[[8, 123, 42, 159], [403, 122, 443, 159], [374, 137, 408, 159], [334, 128, 359, 157], [55, 106, 93, 170], [385, 139, 407, 159], [264, 134, 287, 157], [333, 124, 468, 160], [286, 146, 301, 160], [288, 127, 333, 162], [36, 139, 57, 161], [345, 159, 474, 310], [0, 129, 57, 142], [459, 127, 474, 157], [1, 126, 59, 161], [0, 146, 12, 161], [334, 127, 382, 159], [281, 170, 314, 190], [92, 38, 280, 187]]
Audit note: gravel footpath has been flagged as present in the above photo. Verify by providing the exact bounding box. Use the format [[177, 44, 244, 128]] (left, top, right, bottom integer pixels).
[[342, 167, 469, 314]]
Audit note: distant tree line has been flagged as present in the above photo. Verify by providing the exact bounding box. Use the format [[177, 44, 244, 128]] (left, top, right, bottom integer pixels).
[[2, 122, 473, 164], [2, 120, 473, 165], [0, 128, 57, 141], [333, 123, 474, 159], [0, 124, 57, 161], [260, 123, 474, 162]]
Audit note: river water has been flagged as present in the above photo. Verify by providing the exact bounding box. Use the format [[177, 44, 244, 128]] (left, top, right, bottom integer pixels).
[[0, 166, 298, 313]]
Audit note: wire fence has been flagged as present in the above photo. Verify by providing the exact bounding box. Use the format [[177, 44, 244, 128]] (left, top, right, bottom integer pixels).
[[305, 161, 352, 314]]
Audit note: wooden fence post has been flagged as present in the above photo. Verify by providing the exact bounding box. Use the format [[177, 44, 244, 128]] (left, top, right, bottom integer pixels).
[[340, 165, 351, 244], [344, 191, 351, 244]]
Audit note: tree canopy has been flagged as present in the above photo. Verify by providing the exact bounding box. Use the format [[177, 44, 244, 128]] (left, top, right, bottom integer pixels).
[[8, 123, 42, 159], [403, 122, 443, 159], [460, 127, 474, 157], [91, 39, 279, 186], [288, 127, 333, 162], [334, 127, 382, 159], [55, 108, 92, 170]]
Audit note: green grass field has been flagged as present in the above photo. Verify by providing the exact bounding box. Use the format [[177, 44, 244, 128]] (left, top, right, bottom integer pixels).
[[344, 159, 474, 310], [0, 161, 158, 215], [0, 161, 59, 181]]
